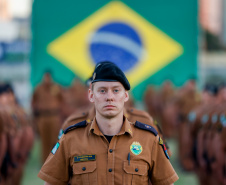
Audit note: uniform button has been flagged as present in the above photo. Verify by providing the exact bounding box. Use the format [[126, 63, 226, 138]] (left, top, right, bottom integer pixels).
[[109, 149, 113, 153], [109, 168, 112, 172], [135, 168, 139, 172], [82, 167, 86, 171]]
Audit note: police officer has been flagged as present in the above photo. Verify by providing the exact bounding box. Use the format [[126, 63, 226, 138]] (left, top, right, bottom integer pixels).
[[32, 71, 63, 163], [38, 61, 178, 185]]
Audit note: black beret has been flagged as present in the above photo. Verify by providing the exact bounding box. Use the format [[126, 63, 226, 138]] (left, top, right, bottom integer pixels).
[[0, 84, 8, 95], [91, 61, 130, 90]]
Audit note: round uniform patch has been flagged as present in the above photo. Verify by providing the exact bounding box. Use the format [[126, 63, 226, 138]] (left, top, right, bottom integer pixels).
[[130, 141, 143, 155]]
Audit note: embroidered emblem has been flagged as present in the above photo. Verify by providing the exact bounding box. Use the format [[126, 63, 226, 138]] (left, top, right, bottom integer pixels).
[[58, 129, 64, 140], [128, 128, 132, 134], [51, 142, 60, 155], [220, 114, 226, 127], [74, 155, 96, 162], [130, 142, 143, 155], [211, 114, 218, 123], [201, 114, 208, 124], [188, 111, 196, 123], [159, 137, 170, 159]]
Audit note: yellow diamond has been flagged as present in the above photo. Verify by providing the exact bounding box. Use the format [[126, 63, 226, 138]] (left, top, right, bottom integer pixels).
[[47, 1, 183, 87]]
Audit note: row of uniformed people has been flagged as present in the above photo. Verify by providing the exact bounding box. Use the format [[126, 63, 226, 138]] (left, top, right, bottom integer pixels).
[[144, 79, 200, 138], [179, 83, 226, 185], [0, 84, 34, 185]]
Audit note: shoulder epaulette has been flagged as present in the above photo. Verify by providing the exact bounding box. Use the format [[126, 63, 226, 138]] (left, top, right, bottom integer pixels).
[[64, 120, 87, 134], [134, 121, 158, 136]]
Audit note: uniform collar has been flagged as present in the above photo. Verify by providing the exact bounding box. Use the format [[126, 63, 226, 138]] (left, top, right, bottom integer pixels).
[[117, 116, 133, 137], [123, 108, 129, 119], [89, 116, 133, 137], [86, 106, 96, 123], [89, 117, 103, 136]]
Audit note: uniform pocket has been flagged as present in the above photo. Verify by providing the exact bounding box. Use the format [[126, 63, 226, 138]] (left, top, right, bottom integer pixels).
[[72, 161, 97, 185], [123, 160, 148, 185]]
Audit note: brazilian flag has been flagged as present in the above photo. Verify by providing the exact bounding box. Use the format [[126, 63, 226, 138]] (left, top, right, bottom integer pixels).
[[31, 0, 198, 100]]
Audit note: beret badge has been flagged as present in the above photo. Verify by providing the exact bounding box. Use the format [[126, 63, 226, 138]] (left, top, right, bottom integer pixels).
[[92, 72, 96, 81]]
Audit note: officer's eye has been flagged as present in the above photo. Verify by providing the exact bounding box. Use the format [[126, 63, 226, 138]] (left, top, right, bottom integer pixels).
[[113, 89, 119, 93], [100, 89, 106, 93]]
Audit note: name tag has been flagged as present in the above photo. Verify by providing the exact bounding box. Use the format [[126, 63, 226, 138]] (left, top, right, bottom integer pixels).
[[74, 155, 96, 162]]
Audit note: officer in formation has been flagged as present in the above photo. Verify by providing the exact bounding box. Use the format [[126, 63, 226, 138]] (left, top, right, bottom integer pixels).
[[61, 78, 90, 120], [178, 82, 226, 185], [32, 71, 64, 164], [144, 78, 200, 138], [38, 61, 178, 185], [0, 84, 34, 185]]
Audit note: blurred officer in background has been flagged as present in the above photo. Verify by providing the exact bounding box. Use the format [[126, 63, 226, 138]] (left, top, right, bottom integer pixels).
[[143, 85, 158, 119], [0, 84, 21, 185], [157, 80, 176, 138], [0, 84, 34, 185], [32, 71, 63, 163], [206, 82, 226, 185], [38, 61, 178, 185], [61, 78, 90, 120], [0, 85, 8, 183], [195, 84, 219, 185], [179, 84, 217, 173]]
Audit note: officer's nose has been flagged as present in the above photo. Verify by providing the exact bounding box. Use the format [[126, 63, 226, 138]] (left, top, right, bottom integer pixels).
[[106, 90, 114, 101]]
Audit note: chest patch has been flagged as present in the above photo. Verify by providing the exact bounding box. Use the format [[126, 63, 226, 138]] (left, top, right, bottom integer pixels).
[[130, 141, 143, 155], [74, 155, 96, 163]]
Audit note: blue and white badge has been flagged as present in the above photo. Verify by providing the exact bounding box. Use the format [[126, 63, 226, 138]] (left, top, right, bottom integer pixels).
[[220, 114, 226, 127], [188, 111, 196, 123], [51, 142, 60, 155], [58, 129, 64, 140], [201, 114, 208, 124], [211, 113, 218, 123]]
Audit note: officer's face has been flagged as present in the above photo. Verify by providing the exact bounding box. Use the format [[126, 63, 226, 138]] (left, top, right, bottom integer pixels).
[[43, 73, 52, 84], [89, 81, 129, 118], [0, 93, 9, 105]]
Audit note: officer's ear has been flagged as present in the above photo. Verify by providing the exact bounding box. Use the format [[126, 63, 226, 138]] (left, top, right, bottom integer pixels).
[[88, 88, 94, 103], [124, 91, 129, 102]]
